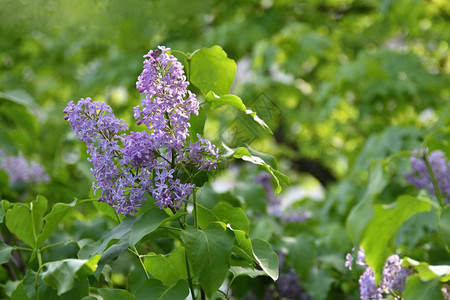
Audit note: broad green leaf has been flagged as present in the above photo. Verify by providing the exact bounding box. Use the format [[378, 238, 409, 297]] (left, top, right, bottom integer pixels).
[[206, 92, 272, 134], [41, 256, 100, 295], [228, 145, 289, 194], [11, 282, 30, 300], [251, 238, 279, 281], [198, 202, 249, 232], [78, 216, 135, 259], [38, 277, 90, 299], [144, 247, 187, 286], [403, 258, 450, 282], [98, 288, 137, 300], [283, 235, 317, 279], [303, 267, 334, 300], [135, 279, 189, 300], [232, 229, 255, 263], [6, 205, 34, 247], [346, 160, 388, 243], [189, 45, 236, 96], [181, 224, 234, 298], [129, 207, 170, 246], [403, 275, 444, 300], [0, 127, 18, 155], [229, 267, 267, 279], [439, 206, 450, 248], [31, 195, 48, 234], [189, 107, 206, 137], [36, 200, 76, 248], [0, 199, 11, 223], [361, 195, 432, 283], [0, 90, 36, 109], [0, 241, 13, 264]]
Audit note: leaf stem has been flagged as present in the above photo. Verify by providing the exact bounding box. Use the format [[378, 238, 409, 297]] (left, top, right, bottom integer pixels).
[[193, 188, 198, 229], [184, 252, 196, 300], [132, 246, 150, 279]]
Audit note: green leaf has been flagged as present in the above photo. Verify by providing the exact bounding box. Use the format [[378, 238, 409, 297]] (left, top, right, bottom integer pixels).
[[232, 229, 256, 263], [403, 258, 450, 282], [36, 200, 76, 248], [189, 45, 236, 96], [403, 275, 444, 300], [229, 267, 267, 279], [227, 145, 289, 194], [144, 247, 187, 286], [98, 288, 137, 300], [41, 255, 100, 295], [129, 207, 171, 246], [11, 282, 31, 300], [181, 224, 235, 298], [251, 238, 279, 281], [135, 279, 189, 300], [6, 205, 34, 247], [283, 235, 317, 279], [189, 107, 206, 138], [0, 127, 18, 155], [206, 91, 272, 133], [346, 160, 388, 243], [361, 195, 432, 283], [198, 202, 249, 232], [31, 195, 48, 234], [303, 267, 334, 300], [0, 199, 11, 223], [439, 206, 450, 248], [0, 241, 13, 264]]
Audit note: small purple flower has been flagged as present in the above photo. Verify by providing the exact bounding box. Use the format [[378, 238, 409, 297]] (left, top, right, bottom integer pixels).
[[405, 148, 450, 203], [345, 248, 413, 299]]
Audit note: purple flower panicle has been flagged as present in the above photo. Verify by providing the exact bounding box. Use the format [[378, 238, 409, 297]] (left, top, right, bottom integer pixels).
[[64, 46, 219, 215], [345, 248, 413, 300]]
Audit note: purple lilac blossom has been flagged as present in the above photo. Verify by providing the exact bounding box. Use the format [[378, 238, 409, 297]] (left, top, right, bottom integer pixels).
[[64, 47, 219, 215], [345, 248, 413, 299], [0, 150, 50, 185], [405, 149, 450, 203], [134, 46, 199, 150], [255, 172, 310, 223]]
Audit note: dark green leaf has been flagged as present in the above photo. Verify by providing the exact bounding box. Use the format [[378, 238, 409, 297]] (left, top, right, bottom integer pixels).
[[36, 200, 76, 248], [98, 288, 137, 300], [198, 202, 249, 232], [403, 275, 444, 300], [144, 247, 187, 286], [31, 195, 48, 234], [135, 279, 189, 300], [439, 206, 450, 248], [0, 241, 13, 264], [6, 205, 34, 247], [303, 267, 333, 300], [129, 207, 170, 246], [181, 224, 234, 298], [284, 235, 317, 279], [41, 255, 100, 295]]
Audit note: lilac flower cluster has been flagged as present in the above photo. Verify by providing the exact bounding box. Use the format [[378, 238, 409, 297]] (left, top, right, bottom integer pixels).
[[64, 46, 219, 215], [255, 172, 310, 223], [345, 248, 413, 300], [0, 150, 50, 185], [405, 149, 450, 203]]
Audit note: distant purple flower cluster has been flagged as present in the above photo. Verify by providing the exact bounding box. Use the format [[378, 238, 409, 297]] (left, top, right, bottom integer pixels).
[[405, 149, 450, 203], [345, 248, 413, 300], [64, 46, 219, 215], [0, 150, 50, 185], [255, 172, 310, 223]]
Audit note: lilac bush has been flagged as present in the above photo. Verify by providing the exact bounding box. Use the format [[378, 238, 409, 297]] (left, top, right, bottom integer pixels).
[[64, 46, 219, 215]]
